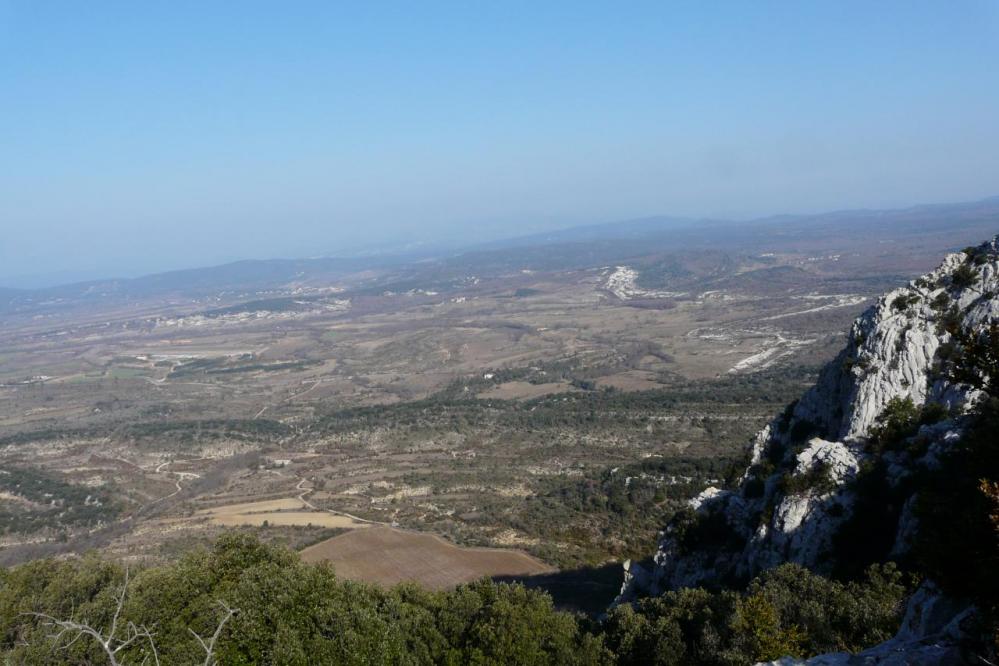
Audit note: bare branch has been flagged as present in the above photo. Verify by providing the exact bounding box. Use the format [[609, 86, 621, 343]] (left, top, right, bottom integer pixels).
[[60, 629, 87, 651], [143, 626, 161, 666], [189, 600, 238, 666], [20, 570, 160, 666], [24, 612, 123, 666], [107, 568, 129, 645]]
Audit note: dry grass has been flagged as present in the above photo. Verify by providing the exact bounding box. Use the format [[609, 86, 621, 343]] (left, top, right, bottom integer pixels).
[[208, 511, 365, 528], [478, 381, 575, 400], [197, 498, 306, 514], [195, 498, 369, 529], [595, 371, 664, 392]]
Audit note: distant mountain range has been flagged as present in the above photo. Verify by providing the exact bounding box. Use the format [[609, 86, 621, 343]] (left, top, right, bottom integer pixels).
[[482, 195, 999, 249], [3, 196, 999, 313]]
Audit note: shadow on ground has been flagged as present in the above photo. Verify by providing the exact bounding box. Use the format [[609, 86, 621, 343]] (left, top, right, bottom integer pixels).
[[493, 561, 624, 616]]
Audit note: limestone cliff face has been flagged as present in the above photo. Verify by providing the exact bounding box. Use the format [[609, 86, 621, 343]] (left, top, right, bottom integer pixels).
[[618, 236, 999, 660]]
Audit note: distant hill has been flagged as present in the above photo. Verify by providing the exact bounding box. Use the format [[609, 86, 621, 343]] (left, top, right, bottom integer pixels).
[[4, 196, 998, 316], [0, 255, 416, 315], [483, 196, 999, 251]]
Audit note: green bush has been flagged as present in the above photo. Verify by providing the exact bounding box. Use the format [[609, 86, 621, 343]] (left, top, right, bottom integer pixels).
[[867, 396, 950, 456], [0, 534, 610, 665], [731, 592, 805, 662], [951, 262, 979, 289], [890, 294, 919, 312], [931, 291, 951, 311], [0, 535, 915, 665], [749, 563, 907, 653], [951, 323, 999, 395], [868, 397, 919, 452], [603, 563, 908, 665], [778, 463, 835, 496]]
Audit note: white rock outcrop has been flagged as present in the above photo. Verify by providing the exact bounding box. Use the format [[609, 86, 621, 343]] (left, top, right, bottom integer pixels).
[[618, 236, 999, 660]]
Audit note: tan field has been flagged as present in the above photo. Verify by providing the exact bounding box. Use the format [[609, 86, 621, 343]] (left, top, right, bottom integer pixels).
[[300, 526, 554, 589], [196, 498, 307, 514], [478, 380, 576, 400], [208, 511, 367, 528], [195, 498, 370, 529]]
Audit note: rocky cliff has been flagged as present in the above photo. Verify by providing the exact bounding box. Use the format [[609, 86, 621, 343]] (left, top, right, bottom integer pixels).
[[618, 236, 999, 662]]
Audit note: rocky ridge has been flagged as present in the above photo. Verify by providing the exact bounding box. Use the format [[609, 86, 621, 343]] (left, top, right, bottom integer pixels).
[[618, 236, 999, 662]]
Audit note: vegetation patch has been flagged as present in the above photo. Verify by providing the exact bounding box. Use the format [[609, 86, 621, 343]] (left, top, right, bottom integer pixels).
[[603, 562, 908, 665], [0, 467, 121, 534], [0, 535, 910, 665]]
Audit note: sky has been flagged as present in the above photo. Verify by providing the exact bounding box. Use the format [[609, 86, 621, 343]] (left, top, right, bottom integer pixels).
[[2, 2, 999, 287]]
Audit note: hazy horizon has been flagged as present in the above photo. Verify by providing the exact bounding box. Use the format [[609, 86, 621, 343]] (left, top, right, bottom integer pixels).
[[4, 192, 999, 290], [3, 2, 999, 287]]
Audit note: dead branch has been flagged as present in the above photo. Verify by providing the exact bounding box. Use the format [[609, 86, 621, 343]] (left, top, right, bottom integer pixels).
[[22, 567, 159, 666], [189, 600, 238, 666]]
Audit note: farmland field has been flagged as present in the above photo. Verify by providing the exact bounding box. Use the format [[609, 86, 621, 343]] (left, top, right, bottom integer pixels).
[[193, 498, 369, 529], [300, 527, 553, 589]]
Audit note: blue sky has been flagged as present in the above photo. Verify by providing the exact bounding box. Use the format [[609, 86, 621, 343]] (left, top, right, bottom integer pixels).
[[2, 1, 999, 286]]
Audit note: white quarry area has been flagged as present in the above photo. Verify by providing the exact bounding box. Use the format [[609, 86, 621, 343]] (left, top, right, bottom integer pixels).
[[697, 289, 736, 301], [687, 327, 816, 373], [760, 293, 868, 321], [381, 288, 440, 297], [288, 285, 345, 295], [618, 236, 999, 662], [604, 266, 688, 300], [729, 332, 816, 373]]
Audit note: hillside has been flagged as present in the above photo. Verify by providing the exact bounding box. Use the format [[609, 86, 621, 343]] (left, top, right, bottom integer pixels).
[[619, 237, 999, 663]]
